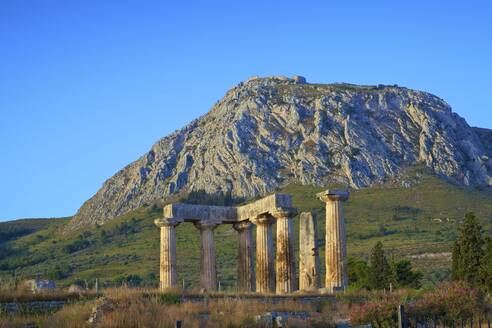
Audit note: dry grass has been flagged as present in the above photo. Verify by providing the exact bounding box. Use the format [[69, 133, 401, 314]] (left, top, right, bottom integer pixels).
[[1, 287, 341, 327], [42, 302, 93, 328], [95, 287, 337, 327], [0, 302, 92, 328]]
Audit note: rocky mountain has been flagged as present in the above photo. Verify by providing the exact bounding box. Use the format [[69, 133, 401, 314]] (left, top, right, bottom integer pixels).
[[67, 76, 492, 231]]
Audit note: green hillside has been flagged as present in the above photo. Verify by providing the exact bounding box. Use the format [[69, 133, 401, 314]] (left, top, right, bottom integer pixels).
[[1, 166, 491, 290]]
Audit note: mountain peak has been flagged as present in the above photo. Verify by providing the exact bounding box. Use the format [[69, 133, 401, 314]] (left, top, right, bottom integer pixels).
[[66, 78, 492, 231]]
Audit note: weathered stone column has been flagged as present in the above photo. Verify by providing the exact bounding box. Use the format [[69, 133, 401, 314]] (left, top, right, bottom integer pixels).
[[251, 214, 275, 293], [317, 190, 349, 292], [233, 221, 255, 292], [194, 221, 219, 291], [299, 212, 320, 291], [273, 209, 297, 294], [154, 217, 181, 290]]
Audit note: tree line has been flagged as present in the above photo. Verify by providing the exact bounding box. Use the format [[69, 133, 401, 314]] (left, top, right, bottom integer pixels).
[[349, 241, 423, 290]]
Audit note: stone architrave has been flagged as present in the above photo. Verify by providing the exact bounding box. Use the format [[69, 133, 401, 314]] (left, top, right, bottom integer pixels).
[[273, 208, 297, 294], [194, 221, 219, 291], [154, 217, 181, 290], [233, 220, 255, 292], [317, 190, 349, 292], [251, 214, 276, 293], [299, 212, 320, 291]]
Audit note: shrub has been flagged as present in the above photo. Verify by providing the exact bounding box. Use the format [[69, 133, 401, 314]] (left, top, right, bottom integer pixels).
[[64, 235, 91, 254], [408, 281, 486, 322], [156, 292, 181, 305], [114, 274, 143, 287], [349, 296, 399, 327], [394, 260, 423, 289], [349, 282, 486, 327]]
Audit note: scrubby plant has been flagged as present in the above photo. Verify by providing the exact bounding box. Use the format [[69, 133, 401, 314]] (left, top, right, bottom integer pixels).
[[408, 281, 486, 323], [349, 281, 487, 327], [349, 296, 399, 327]]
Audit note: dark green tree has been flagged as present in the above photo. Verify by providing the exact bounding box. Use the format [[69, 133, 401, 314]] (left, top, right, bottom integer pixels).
[[480, 237, 492, 293], [394, 260, 423, 289], [451, 241, 462, 280], [368, 241, 392, 290], [452, 212, 484, 285], [348, 257, 371, 289]]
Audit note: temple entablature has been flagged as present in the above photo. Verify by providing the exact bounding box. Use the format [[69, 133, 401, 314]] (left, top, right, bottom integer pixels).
[[162, 193, 293, 224]]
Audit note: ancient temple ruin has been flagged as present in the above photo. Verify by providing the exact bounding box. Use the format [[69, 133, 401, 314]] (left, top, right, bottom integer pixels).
[[154, 190, 349, 294]]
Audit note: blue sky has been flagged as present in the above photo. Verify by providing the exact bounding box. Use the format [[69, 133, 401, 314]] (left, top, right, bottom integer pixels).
[[1, 1, 491, 221]]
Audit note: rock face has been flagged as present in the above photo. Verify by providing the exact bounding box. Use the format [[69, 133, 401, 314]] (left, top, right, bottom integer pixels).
[[67, 76, 492, 231]]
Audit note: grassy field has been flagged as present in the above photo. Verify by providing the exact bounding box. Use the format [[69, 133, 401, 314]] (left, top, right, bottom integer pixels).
[[1, 284, 489, 327], [1, 166, 491, 290]]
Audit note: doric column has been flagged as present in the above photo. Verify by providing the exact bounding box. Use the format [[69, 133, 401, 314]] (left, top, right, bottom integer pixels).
[[317, 190, 349, 292], [233, 220, 255, 292], [299, 212, 320, 291], [273, 208, 297, 294], [154, 217, 181, 290], [251, 214, 275, 293], [194, 221, 219, 291]]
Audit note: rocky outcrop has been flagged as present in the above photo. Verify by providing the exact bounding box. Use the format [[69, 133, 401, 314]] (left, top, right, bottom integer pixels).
[[67, 76, 492, 231]]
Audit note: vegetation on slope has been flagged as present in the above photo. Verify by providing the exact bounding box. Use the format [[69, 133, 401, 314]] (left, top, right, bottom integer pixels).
[[0, 166, 491, 290]]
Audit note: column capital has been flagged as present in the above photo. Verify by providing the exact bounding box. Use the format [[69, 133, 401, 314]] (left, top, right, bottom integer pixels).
[[250, 213, 275, 226], [233, 220, 252, 232], [317, 189, 349, 203], [271, 207, 297, 219], [155, 217, 181, 228], [193, 220, 220, 231]]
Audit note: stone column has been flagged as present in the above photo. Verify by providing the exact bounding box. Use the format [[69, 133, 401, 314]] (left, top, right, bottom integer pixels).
[[194, 221, 219, 291], [299, 212, 320, 291], [154, 217, 181, 290], [317, 190, 349, 292], [251, 214, 275, 293], [233, 221, 255, 292], [273, 209, 297, 294]]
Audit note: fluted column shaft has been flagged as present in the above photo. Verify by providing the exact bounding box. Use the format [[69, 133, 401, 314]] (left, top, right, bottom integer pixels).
[[299, 212, 320, 291], [194, 221, 219, 291], [154, 218, 180, 290], [318, 191, 349, 292], [251, 215, 275, 293], [274, 210, 297, 294], [233, 221, 255, 292]]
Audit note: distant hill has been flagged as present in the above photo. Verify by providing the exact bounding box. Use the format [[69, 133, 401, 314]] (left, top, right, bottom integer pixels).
[[68, 76, 492, 231], [1, 166, 491, 289]]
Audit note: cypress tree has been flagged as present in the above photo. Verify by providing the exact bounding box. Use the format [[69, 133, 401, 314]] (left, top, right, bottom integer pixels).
[[480, 237, 492, 293], [369, 241, 392, 290], [452, 212, 484, 285], [451, 240, 462, 280]]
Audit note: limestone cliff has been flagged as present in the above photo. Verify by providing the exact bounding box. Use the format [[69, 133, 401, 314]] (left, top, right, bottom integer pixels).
[[67, 76, 492, 231]]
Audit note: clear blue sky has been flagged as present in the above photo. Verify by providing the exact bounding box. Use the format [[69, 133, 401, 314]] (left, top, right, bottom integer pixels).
[[1, 1, 491, 221]]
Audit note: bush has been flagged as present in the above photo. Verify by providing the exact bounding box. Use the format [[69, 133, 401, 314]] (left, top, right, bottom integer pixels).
[[350, 296, 399, 327], [64, 235, 91, 254], [154, 292, 181, 305], [49, 263, 72, 280], [394, 260, 423, 289], [350, 281, 487, 327], [114, 274, 143, 287], [116, 218, 140, 236], [408, 281, 486, 322]]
